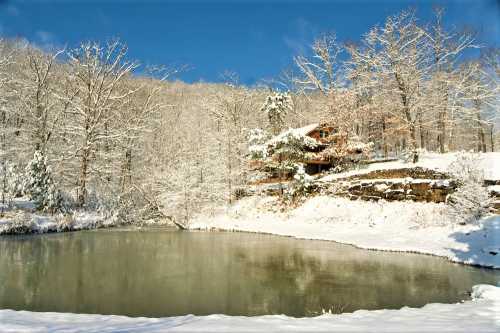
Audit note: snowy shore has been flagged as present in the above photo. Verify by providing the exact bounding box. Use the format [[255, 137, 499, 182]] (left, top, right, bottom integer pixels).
[[190, 152, 500, 268], [189, 195, 500, 268], [0, 284, 498, 332], [0, 198, 117, 235]]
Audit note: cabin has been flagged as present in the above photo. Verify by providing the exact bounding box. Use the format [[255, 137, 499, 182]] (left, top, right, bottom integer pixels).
[[295, 123, 347, 174], [249, 123, 371, 183]]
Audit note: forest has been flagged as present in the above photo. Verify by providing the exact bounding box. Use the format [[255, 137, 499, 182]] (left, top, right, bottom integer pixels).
[[0, 8, 498, 225]]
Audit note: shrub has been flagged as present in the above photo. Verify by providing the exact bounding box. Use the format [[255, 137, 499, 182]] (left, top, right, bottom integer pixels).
[[447, 152, 490, 225], [285, 163, 315, 202]]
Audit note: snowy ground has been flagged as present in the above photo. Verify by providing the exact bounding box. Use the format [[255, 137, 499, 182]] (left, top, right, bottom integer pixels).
[[318, 151, 500, 182], [0, 198, 116, 235], [0, 284, 498, 332], [1, 151, 499, 332], [189, 152, 500, 268], [190, 196, 500, 268]]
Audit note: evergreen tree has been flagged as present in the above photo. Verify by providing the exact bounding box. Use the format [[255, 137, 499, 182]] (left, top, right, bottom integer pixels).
[[23, 150, 62, 212], [261, 92, 293, 135]]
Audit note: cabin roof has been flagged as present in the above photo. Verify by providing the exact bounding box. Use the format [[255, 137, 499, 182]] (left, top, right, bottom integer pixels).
[[293, 123, 320, 137]]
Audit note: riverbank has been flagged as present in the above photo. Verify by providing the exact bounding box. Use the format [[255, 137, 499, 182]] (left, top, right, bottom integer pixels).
[[190, 152, 500, 268], [0, 198, 117, 235], [189, 195, 500, 268], [0, 197, 173, 235], [0, 284, 498, 332]]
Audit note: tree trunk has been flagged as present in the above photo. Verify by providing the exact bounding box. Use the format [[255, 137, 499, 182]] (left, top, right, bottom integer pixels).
[[490, 124, 495, 152], [77, 148, 89, 207], [437, 111, 446, 153], [418, 113, 425, 150], [121, 147, 133, 192], [475, 102, 486, 153], [381, 117, 388, 158], [227, 136, 232, 204]]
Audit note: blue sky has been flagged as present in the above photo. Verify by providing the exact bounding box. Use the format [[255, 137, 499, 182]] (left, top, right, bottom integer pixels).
[[0, 0, 499, 84]]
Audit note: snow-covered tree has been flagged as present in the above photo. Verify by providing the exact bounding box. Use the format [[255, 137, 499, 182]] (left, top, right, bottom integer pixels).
[[267, 128, 318, 163], [426, 7, 477, 153], [6, 162, 23, 198], [247, 128, 269, 160], [294, 32, 343, 94], [319, 137, 374, 171], [20, 47, 65, 153], [23, 150, 62, 212], [60, 40, 138, 207], [210, 76, 257, 203], [346, 10, 431, 153], [266, 129, 318, 195], [447, 152, 490, 224], [286, 163, 314, 200], [261, 92, 293, 135]]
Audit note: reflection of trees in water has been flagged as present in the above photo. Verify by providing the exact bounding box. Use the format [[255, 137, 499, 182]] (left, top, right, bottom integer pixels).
[[233, 242, 499, 316], [0, 231, 498, 317]]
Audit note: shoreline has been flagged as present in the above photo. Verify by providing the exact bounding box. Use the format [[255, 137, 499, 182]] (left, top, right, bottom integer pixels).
[[188, 226, 500, 270], [188, 196, 500, 269], [0, 284, 498, 332]]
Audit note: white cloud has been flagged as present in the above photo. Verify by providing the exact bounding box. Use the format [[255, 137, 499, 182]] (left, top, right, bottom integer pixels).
[[283, 17, 317, 55]]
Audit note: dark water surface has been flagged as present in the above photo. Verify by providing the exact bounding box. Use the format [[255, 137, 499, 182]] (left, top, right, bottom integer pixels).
[[0, 228, 498, 317]]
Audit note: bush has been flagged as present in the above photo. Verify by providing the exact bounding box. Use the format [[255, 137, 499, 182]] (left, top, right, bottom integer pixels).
[[6, 162, 23, 197], [3, 212, 36, 235], [285, 163, 315, 202], [447, 152, 490, 225]]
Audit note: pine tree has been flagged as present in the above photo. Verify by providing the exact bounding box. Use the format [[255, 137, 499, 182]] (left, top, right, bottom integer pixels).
[[261, 92, 293, 135], [23, 150, 62, 212]]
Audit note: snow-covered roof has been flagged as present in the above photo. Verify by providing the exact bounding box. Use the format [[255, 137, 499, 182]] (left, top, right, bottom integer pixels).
[[293, 123, 320, 137]]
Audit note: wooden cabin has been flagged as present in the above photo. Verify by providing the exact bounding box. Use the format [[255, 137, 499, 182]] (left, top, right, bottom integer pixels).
[[297, 123, 347, 174], [248, 123, 371, 183]]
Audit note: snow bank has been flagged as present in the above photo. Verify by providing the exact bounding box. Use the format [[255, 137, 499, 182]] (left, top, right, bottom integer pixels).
[[0, 284, 498, 332], [319, 152, 500, 182], [0, 211, 114, 235], [0, 198, 116, 235], [190, 196, 500, 268]]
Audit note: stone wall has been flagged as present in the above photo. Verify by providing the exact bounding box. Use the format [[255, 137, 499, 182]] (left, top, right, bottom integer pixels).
[[318, 167, 457, 203], [341, 178, 457, 203]]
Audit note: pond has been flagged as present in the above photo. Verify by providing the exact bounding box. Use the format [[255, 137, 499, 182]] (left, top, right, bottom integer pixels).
[[0, 228, 498, 317]]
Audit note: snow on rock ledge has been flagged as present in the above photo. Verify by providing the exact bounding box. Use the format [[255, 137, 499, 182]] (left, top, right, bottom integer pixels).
[[0, 284, 498, 332]]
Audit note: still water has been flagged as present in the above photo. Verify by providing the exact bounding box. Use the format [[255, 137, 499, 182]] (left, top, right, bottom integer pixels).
[[0, 228, 498, 317]]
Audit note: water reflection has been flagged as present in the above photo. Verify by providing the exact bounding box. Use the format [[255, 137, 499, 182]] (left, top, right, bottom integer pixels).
[[0, 229, 498, 317]]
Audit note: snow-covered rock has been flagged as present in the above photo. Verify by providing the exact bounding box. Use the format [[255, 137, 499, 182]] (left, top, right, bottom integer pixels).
[[319, 152, 500, 182]]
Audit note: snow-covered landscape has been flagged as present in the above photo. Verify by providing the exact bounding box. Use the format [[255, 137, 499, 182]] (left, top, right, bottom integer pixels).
[[1, 284, 499, 332], [1, 1, 499, 332], [190, 196, 500, 268], [190, 152, 500, 268]]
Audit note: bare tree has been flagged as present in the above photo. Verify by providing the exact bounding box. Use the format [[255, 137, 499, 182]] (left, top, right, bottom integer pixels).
[[60, 40, 138, 207], [347, 10, 432, 157], [425, 7, 477, 152], [455, 60, 499, 152], [19, 47, 65, 153], [210, 73, 256, 203], [294, 33, 343, 94], [0, 39, 15, 213]]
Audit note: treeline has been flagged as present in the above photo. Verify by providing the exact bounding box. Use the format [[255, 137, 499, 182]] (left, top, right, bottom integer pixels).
[[0, 8, 498, 222], [289, 9, 499, 155], [0, 40, 276, 221]]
